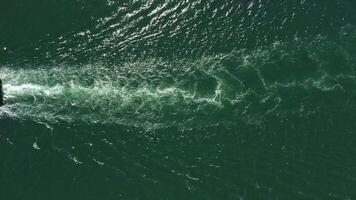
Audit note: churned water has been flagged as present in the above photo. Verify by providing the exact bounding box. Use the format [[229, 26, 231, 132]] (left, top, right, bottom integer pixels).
[[1, 0, 356, 199]]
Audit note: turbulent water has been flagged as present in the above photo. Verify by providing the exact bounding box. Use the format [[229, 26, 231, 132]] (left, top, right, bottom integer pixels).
[[1, 0, 356, 199]]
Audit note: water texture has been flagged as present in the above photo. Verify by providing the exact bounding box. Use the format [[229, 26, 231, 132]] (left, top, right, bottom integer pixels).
[[1, 0, 356, 199]]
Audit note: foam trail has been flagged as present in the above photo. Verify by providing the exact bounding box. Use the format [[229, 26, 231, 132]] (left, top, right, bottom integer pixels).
[[0, 62, 225, 128], [1, 35, 356, 128]]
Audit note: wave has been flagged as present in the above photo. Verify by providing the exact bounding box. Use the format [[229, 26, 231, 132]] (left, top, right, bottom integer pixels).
[[1, 0, 356, 64]]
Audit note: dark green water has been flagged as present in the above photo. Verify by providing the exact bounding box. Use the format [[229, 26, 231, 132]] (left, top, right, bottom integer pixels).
[[1, 0, 356, 199]]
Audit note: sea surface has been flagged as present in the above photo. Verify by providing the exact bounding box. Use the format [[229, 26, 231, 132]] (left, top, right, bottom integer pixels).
[[1, 0, 356, 199]]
